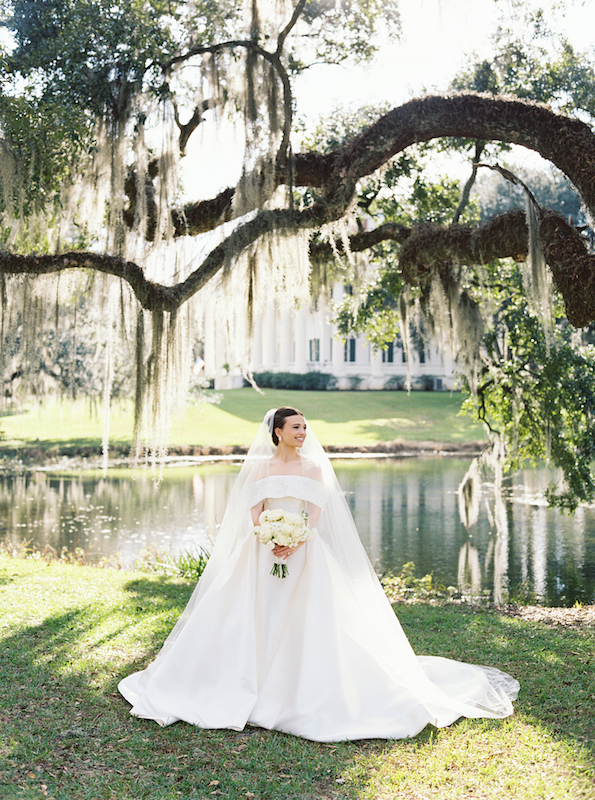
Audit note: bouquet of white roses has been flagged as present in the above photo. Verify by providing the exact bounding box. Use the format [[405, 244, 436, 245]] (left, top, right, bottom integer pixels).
[[254, 508, 317, 578]]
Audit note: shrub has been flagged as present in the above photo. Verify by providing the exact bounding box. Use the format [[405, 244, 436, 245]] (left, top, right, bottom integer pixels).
[[381, 561, 458, 603], [249, 371, 337, 390], [384, 375, 406, 391], [418, 374, 435, 391], [302, 371, 337, 390], [347, 374, 363, 390], [136, 546, 210, 581], [271, 372, 304, 390]]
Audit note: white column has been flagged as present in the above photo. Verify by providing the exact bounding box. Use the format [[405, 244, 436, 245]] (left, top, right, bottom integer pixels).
[[279, 309, 292, 370], [261, 300, 276, 370], [294, 308, 308, 373], [252, 314, 263, 372], [320, 319, 332, 368], [370, 345, 384, 388], [326, 284, 343, 381], [331, 322, 346, 376]]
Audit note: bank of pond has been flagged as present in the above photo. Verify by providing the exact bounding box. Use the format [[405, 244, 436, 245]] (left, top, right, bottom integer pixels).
[[0, 457, 593, 607]]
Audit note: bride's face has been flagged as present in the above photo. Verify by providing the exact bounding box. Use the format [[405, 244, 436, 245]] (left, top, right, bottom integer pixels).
[[278, 415, 307, 448]]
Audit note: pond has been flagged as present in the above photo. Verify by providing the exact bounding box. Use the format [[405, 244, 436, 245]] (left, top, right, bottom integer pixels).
[[0, 458, 593, 607]]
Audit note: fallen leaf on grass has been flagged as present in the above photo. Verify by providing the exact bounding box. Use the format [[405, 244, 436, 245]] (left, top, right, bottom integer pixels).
[[208, 780, 220, 786]]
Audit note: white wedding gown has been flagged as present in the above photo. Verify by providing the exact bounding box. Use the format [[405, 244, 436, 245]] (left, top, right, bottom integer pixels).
[[119, 474, 519, 742]]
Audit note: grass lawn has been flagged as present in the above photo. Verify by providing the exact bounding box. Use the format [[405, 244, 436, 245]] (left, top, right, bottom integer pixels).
[[0, 389, 487, 450], [1, 555, 593, 800]]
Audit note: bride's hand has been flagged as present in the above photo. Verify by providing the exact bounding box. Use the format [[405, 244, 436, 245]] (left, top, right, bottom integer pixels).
[[272, 541, 305, 559]]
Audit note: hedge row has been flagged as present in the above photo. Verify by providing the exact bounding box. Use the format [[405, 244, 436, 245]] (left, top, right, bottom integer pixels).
[[249, 371, 338, 391]]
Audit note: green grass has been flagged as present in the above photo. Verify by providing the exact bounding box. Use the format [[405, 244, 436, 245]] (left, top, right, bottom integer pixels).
[[0, 389, 487, 450], [1, 555, 593, 800]]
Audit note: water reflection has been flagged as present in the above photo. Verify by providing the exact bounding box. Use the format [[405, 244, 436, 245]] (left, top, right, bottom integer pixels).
[[0, 466, 238, 565], [0, 460, 593, 606]]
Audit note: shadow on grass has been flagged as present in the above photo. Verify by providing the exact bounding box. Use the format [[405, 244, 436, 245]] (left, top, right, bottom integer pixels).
[[123, 575, 194, 612], [0, 570, 17, 586], [397, 603, 595, 748], [353, 419, 486, 444], [0, 408, 27, 418], [1, 569, 593, 800], [0, 600, 384, 799]]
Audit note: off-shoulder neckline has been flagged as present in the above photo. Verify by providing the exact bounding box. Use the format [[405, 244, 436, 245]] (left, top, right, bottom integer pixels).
[[253, 474, 324, 485]]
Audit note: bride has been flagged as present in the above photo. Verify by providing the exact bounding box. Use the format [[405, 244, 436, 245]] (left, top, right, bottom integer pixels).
[[119, 406, 519, 742]]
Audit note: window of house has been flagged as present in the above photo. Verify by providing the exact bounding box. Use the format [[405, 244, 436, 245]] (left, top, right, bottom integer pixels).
[[382, 342, 394, 363], [344, 338, 356, 362], [309, 338, 320, 362]]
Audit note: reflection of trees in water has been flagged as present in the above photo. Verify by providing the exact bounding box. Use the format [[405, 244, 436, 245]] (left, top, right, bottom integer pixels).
[[459, 467, 591, 605], [0, 473, 63, 549], [458, 542, 481, 599], [0, 469, 239, 561], [338, 461, 469, 585], [0, 463, 593, 603], [333, 460, 594, 606], [464, 485, 509, 605], [507, 470, 590, 605]]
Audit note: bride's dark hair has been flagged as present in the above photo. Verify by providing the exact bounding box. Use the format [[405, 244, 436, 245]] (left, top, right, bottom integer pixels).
[[272, 407, 304, 446]]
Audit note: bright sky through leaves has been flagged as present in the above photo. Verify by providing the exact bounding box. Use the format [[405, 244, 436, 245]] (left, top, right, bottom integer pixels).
[[189, 0, 595, 198], [294, 0, 595, 115]]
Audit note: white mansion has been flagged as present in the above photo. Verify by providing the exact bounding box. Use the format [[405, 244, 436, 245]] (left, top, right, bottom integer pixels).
[[202, 284, 458, 391]]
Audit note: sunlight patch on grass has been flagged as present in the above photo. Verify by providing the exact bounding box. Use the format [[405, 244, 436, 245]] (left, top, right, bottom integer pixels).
[[347, 719, 595, 800], [0, 389, 487, 449], [366, 416, 420, 429], [1, 556, 593, 800]]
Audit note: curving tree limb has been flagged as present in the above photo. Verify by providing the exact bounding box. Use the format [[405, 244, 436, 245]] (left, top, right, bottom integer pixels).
[[5, 95, 595, 324], [309, 222, 412, 264], [399, 209, 595, 327], [3, 209, 593, 324], [153, 94, 595, 239]]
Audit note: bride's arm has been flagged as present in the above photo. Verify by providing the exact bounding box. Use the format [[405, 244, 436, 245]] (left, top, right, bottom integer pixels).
[[306, 502, 321, 528], [303, 461, 323, 528], [249, 462, 269, 525], [250, 502, 264, 526]]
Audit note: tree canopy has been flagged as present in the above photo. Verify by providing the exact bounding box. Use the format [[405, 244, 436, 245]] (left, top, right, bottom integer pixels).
[[2, 0, 595, 503], [0, 0, 593, 317]]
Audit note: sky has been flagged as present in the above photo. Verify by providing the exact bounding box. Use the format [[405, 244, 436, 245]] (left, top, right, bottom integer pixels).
[[295, 0, 595, 116], [294, 0, 499, 116], [189, 0, 595, 197]]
